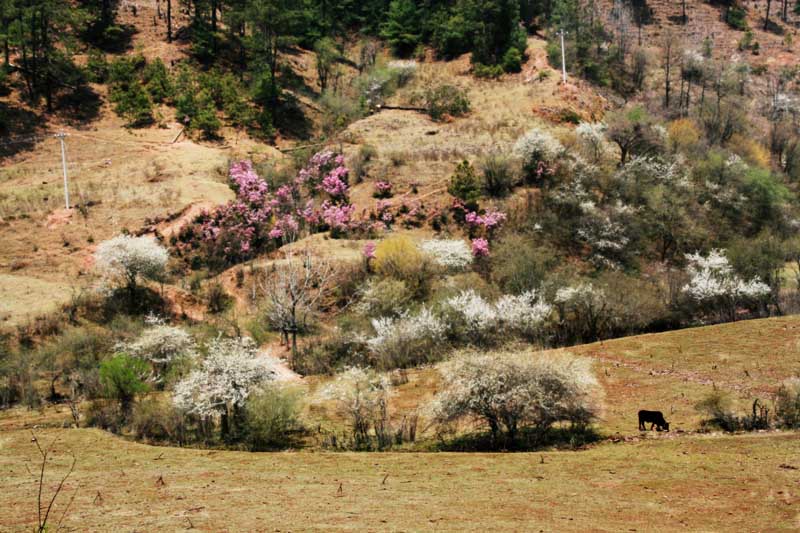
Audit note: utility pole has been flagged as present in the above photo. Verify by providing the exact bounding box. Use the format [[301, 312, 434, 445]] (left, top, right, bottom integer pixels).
[[557, 29, 568, 84], [55, 132, 70, 210]]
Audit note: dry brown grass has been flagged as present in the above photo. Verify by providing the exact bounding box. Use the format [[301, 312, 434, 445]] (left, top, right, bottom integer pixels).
[[0, 427, 798, 531]]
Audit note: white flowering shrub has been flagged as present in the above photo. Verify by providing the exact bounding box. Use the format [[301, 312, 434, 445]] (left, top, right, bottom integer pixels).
[[366, 307, 446, 369], [576, 210, 631, 269], [95, 234, 169, 290], [443, 289, 552, 345], [172, 337, 276, 428], [575, 122, 607, 162], [682, 249, 770, 320], [317, 366, 391, 448], [123, 321, 196, 366], [119, 317, 197, 386], [554, 283, 611, 343], [387, 59, 418, 86], [513, 128, 563, 181], [431, 351, 598, 448], [419, 239, 473, 270], [495, 291, 553, 339]]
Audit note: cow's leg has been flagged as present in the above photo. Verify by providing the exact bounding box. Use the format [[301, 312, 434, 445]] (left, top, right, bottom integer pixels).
[[650, 422, 656, 430]]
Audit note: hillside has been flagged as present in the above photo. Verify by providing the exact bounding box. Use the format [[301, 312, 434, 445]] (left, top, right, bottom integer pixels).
[[2, 316, 800, 530]]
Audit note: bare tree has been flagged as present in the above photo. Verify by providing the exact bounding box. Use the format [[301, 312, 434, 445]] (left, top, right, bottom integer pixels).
[[661, 32, 681, 110], [30, 431, 78, 533], [765, 0, 773, 29], [259, 251, 333, 363]]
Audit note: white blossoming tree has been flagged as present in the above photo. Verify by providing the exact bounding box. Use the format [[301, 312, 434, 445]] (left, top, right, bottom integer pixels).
[[442, 289, 552, 345], [431, 351, 598, 448], [94, 234, 169, 295], [367, 307, 446, 369], [317, 366, 392, 448], [173, 336, 276, 439], [575, 122, 608, 162], [419, 239, 473, 270], [512, 128, 563, 182], [119, 315, 197, 386], [554, 284, 610, 343], [682, 249, 771, 321]]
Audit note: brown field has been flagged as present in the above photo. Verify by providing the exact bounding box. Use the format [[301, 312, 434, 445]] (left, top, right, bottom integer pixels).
[[0, 428, 798, 531], [3, 317, 800, 530]]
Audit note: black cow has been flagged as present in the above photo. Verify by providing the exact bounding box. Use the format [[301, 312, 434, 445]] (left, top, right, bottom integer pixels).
[[638, 410, 670, 431]]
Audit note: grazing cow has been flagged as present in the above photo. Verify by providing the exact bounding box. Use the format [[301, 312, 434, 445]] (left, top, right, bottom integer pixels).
[[638, 410, 670, 431]]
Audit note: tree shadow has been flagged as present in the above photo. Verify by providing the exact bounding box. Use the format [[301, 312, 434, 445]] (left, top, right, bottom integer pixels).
[[762, 19, 785, 35], [275, 92, 314, 140], [55, 84, 102, 126], [0, 102, 44, 159], [433, 425, 602, 452], [84, 23, 138, 53]]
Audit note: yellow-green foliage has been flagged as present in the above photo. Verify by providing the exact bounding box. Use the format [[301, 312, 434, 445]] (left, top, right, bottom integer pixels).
[[373, 236, 431, 297], [667, 118, 702, 155]]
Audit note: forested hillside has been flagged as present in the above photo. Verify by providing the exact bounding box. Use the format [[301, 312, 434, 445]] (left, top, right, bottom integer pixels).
[[2, 0, 800, 499]]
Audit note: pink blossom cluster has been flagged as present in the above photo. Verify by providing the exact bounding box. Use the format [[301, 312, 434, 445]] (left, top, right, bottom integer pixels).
[[320, 166, 350, 199], [363, 241, 376, 259], [465, 208, 507, 230], [176, 151, 358, 265], [373, 181, 394, 198], [471, 238, 490, 257], [230, 160, 269, 204], [321, 201, 356, 232]]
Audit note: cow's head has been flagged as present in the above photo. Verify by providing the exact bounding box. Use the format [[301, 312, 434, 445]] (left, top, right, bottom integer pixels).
[[662, 421, 670, 431]]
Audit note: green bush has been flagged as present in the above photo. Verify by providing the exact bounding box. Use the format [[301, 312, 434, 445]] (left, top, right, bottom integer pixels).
[[99, 354, 149, 414], [417, 84, 470, 121], [244, 385, 302, 449], [481, 154, 516, 197], [130, 397, 188, 444], [142, 58, 174, 103], [502, 47, 522, 73], [473, 63, 504, 79], [448, 160, 482, 206], [491, 235, 559, 293], [775, 380, 800, 429], [357, 278, 414, 318], [726, 5, 748, 31]]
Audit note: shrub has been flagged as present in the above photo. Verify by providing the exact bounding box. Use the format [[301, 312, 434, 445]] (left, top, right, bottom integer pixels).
[[205, 282, 232, 314], [501, 47, 523, 73], [141, 58, 174, 103], [441, 289, 552, 345], [491, 236, 558, 293], [294, 332, 369, 375], [682, 249, 771, 322], [431, 351, 598, 448], [417, 84, 470, 121], [317, 366, 392, 449], [357, 278, 414, 318], [373, 236, 432, 297], [99, 354, 150, 415], [513, 128, 562, 184], [480, 154, 516, 197], [120, 318, 196, 386], [775, 378, 800, 429], [473, 63, 504, 79], [695, 391, 772, 431], [667, 118, 702, 155], [367, 308, 446, 369], [130, 397, 188, 444], [448, 160, 482, 206], [243, 384, 302, 450], [419, 239, 473, 270], [575, 122, 608, 162]]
